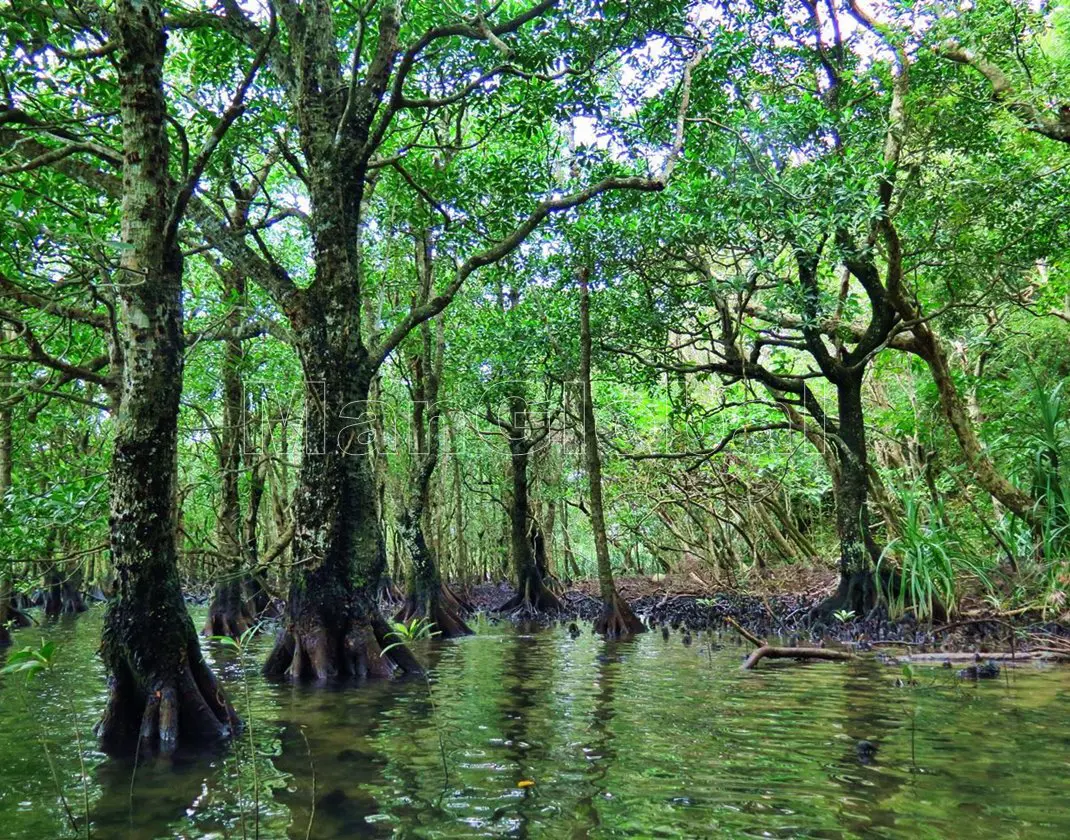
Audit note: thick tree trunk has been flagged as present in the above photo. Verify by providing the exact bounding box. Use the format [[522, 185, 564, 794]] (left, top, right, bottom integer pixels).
[[263, 351, 422, 680], [205, 270, 253, 639], [814, 373, 883, 617], [396, 508, 472, 637], [579, 271, 643, 639], [98, 0, 237, 757]]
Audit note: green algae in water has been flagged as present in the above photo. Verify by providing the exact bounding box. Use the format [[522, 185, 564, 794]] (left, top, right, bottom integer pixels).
[[3, 610, 1070, 838]]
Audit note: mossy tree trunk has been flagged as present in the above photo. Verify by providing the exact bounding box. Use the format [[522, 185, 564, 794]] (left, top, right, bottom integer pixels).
[[395, 236, 471, 637], [205, 267, 254, 639], [97, 0, 238, 757], [818, 370, 883, 615], [494, 389, 562, 615], [579, 270, 644, 639], [262, 332, 424, 680]]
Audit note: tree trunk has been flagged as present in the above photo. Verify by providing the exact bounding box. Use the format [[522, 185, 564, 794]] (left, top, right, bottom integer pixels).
[[44, 561, 87, 617], [497, 433, 562, 614], [97, 0, 237, 757], [263, 340, 422, 680], [242, 428, 273, 616], [205, 269, 253, 638], [449, 421, 470, 584], [396, 508, 472, 637], [579, 271, 643, 639], [395, 307, 471, 638], [814, 372, 883, 617], [1, 332, 13, 645]]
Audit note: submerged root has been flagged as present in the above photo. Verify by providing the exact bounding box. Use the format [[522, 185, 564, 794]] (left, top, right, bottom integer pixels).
[[395, 585, 474, 638], [203, 581, 254, 639], [44, 583, 87, 618], [594, 592, 646, 640], [203, 604, 253, 639], [264, 611, 423, 682], [741, 645, 856, 670], [97, 636, 239, 758], [0, 598, 31, 632]]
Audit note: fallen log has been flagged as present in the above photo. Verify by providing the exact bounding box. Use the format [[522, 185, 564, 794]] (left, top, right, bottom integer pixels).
[[742, 645, 856, 670], [895, 650, 1070, 664], [724, 616, 765, 647]]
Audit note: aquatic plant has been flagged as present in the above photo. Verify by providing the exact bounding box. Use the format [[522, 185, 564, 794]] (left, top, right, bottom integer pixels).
[[383, 619, 449, 792]]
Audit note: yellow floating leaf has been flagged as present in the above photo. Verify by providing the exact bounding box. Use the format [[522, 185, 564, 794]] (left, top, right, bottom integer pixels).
[[517, 780, 535, 789]]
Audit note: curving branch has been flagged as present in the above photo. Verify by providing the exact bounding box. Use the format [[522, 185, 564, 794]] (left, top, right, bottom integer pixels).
[[938, 41, 1070, 145]]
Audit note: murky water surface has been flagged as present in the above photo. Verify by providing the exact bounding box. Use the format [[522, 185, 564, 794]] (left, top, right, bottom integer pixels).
[[2, 608, 1070, 838]]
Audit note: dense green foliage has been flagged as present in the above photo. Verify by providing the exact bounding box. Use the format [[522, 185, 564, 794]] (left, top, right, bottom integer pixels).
[[2, 0, 1069, 642]]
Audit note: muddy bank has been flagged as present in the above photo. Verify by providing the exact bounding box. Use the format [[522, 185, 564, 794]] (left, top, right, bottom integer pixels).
[[463, 581, 1070, 654]]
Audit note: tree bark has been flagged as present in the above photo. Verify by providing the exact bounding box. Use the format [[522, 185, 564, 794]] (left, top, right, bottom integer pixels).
[[395, 278, 471, 638], [496, 394, 562, 615], [262, 332, 422, 680], [579, 271, 644, 639], [205, 269, 253, 638], [1, 324, 13, 646], [97, 0, 237, 757], [44, 562, 87, 617], [814, 371, 883, 616]]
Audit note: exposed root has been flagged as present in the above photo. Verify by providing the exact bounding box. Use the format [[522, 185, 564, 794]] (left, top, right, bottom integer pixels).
[[593, 592, 646, 640], [203, 605, 253, 639], [263, 609, 423, 682], [496, 572, 562, 616], [44, 581, 87, 617], [395, 585, 473, 638], [203, 580, 254, 639], [444, 583, 475, 613], [98, 631, 239, 757], [812, 567, 947, 624], [0, 595, 32, 631], [376, 576, 404, 607]]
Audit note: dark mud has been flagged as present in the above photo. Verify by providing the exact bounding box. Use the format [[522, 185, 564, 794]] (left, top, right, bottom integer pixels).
[[41, 580, 1068, 655], [464, 581, 1070, 653]]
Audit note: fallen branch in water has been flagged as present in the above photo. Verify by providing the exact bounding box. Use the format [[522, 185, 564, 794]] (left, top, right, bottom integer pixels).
[[724, 616, 765, 647], [742, 646, 856, 670], [893, 650, 1070, 664]]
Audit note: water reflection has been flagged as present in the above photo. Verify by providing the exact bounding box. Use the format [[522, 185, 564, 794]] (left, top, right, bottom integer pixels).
[[572, 640, 625, 837], [4, 609, 1070, 838]]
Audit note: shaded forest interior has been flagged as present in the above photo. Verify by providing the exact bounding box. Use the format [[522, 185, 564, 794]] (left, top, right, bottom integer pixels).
[[2, 0, 1070, 759]]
